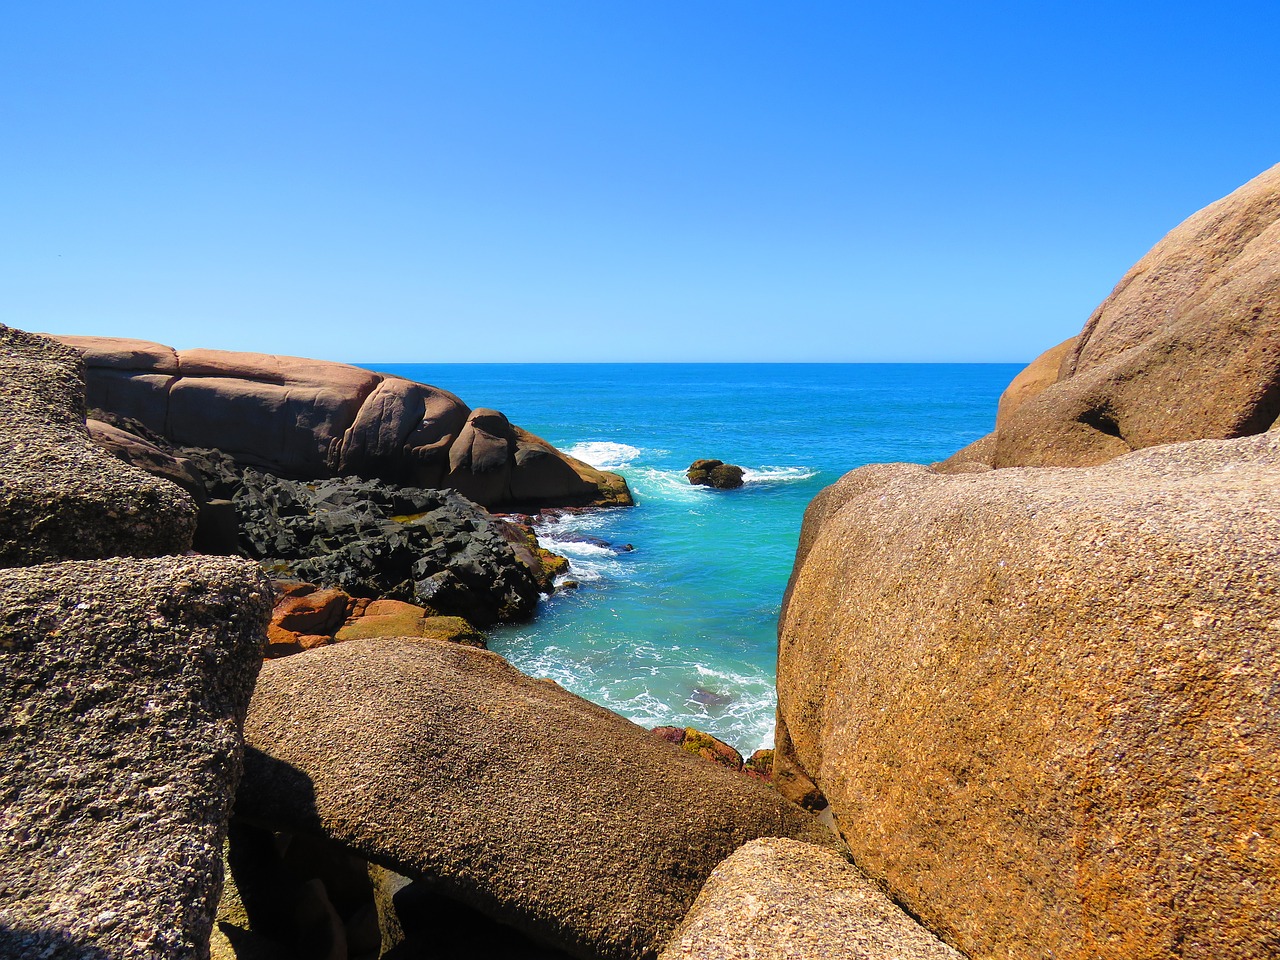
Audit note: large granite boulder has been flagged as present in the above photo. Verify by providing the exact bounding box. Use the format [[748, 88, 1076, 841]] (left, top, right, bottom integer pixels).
[[776, 433, 1280, 960], [659, 838, 962, 960], [0, 555, 271, 959], [944, 163, 1280, 470], [52, 336, 631, 510], [235, 638, 836, 960], [0, 325, 197, 564]]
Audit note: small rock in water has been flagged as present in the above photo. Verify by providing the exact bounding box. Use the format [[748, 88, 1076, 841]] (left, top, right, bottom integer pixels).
[[690, 686, 735, 706], [687, 459, 745, 490]]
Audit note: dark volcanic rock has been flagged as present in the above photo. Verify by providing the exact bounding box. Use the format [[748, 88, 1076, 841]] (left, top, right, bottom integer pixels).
[[236, 638, 837, 960], [0, 325, 197, 565], [687, 459, 745, 490], [181, 448, 540, 626], [0, 555, 271, 960]]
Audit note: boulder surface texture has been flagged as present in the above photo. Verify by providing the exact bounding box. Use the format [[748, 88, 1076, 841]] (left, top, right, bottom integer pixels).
[[52, 336, 631, 510], [777, 433, 1280, 960], [0, 325, 196, 563], [0, 555, 271, 960], [659, 838, 962, 960], [943, 162, 1280, 470], [181, 446, 542, 625], [236, 638, 836, 960]]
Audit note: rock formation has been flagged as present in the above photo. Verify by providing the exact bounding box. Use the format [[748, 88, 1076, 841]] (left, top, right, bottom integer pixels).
[[940, 162, 1280, 471], [235, 638, 837, 960], [52, 336, 632, 510], [659, 839, 962, 960], [0, 557, 271, 960], [779, 436, 1280, 958], [687, 459, 745, 489], [0, 325, 197, 564]]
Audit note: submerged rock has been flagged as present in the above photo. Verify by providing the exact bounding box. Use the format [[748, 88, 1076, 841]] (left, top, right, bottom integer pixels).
[[0, 555, 271, 960], [687, 459, 745, 490], [236, 638, 836, 960], [778, 433, 1280, 960]]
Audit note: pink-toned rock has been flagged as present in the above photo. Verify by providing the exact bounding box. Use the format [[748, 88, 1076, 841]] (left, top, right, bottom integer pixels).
[[50, 337, 632, 510]]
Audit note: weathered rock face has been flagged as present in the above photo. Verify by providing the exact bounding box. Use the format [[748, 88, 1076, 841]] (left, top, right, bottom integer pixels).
[[687, 459, 745, 489], [951, 163, 1280, 470], [0, 555, 271, 960], [236, 638, 836, 960], [659, 839, 963, 960], [0, 325, 197, 564], [777, 434, 1280, 960], [52, 336, 632, 510], [180, 447, 542, 626]]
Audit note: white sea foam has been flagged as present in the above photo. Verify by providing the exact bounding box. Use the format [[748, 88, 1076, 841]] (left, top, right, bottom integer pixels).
[[741, 466, 818, 484], [563, 441, 643, 471]]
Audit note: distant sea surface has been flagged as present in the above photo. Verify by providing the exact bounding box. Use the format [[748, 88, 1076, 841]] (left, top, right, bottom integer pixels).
[[364, 363, 1020, 754]]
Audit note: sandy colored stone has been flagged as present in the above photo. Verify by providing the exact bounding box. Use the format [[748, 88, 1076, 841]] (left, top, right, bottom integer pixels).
[[659, 838, 963, 960], [236, 639, 836, 960], [994, 335, 1076, 428], [0, 325, 197, 565], [777, 433, 1280, 960], [0, 555, 271, 960], [991, 163, 1280, 467]]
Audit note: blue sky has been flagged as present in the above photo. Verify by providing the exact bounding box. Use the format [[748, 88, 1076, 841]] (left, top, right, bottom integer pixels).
[[3, 3, 1277, 362]]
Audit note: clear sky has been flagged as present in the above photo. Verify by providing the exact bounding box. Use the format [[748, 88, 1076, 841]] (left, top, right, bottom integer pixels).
[[3, 3, 1277, 362]]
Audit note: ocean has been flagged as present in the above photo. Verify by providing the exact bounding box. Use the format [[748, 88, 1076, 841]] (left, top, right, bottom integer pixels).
[[364, 363, 1020, 755]]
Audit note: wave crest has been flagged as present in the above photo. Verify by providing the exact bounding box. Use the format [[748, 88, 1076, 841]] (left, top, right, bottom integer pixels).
[[563, 441, 642, 471]]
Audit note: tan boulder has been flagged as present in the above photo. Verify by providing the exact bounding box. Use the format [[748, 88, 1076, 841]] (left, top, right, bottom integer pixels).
[[776, 433, 1280, 960], [659, 839, 962, 960], [993, 335, 1075, 428], [987, 163, 1280, 468], [236, 638, 836, 960]]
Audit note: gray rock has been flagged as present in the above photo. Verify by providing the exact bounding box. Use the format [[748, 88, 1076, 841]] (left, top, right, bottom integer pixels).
[[235, 639, 837, 960], [659, 838, 963, 960], [0, 555, 271, 960], [0, 325, 196, 565]]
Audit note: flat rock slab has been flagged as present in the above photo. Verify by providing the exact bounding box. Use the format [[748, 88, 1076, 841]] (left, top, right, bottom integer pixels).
[[660, 838, 962, 960], [778, 432, 1280, 960], [0, 325, 196, 564], [0, 556, 271, 959], [236, 639, 836, 960]]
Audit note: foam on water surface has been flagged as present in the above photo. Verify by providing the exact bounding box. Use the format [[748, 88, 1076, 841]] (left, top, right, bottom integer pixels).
[[363, 362, 1018, 755]]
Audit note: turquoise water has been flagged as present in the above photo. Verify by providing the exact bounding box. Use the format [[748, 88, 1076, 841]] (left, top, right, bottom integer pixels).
[[364, 363, 1018, 754]]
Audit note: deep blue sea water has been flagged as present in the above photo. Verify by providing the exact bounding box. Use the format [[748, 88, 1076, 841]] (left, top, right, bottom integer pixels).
[[364, 363, 1019, 754]]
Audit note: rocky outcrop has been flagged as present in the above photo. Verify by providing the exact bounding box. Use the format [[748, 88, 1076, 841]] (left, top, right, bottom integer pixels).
[[235, 638, 836, 960], [993, 335, 1076, 428], [651, 726, 745, 772], [0, 555, 271, 960], [180, 447, 542, 626], [0, 324, 197, 564], [53, 336, 632, 510], [943, 163, 1280, 471], [777, 434, 1280, 960], [687, 459, 745, 489], [659, 839, 962, 960]]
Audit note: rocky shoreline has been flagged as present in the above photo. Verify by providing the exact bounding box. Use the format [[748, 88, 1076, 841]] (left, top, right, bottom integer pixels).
[[3, 161, 1279, 960]]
